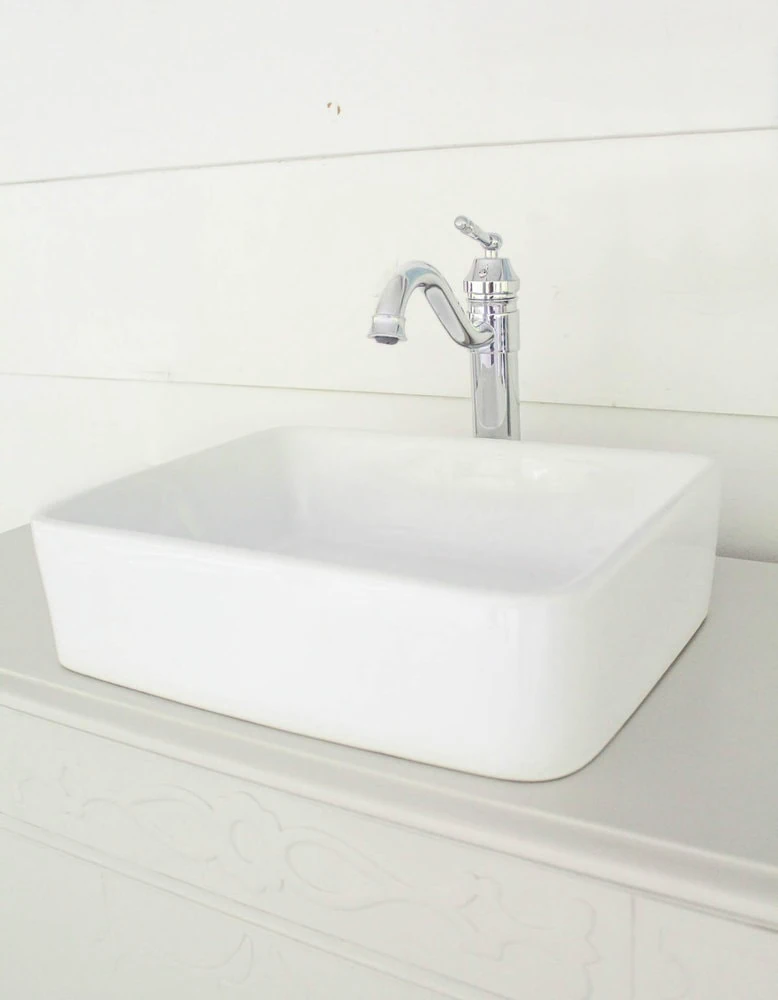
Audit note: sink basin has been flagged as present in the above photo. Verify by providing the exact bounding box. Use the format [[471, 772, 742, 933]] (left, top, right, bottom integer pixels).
[[32, 427, 720, 780]]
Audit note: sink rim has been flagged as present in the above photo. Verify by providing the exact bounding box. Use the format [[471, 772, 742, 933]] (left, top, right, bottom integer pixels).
[[33, 425, 719, 601]]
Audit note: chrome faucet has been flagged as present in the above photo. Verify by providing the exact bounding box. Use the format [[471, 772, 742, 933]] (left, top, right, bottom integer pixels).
[[369, 216, 520, 439]]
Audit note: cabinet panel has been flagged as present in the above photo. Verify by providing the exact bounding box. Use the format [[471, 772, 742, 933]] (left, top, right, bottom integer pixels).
[[0, 828, 451, 1000], [635, 898, 778, 1000], [0, 707, 631, 999]]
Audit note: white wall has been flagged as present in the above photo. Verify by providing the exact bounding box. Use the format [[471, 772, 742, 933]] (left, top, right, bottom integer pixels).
[[1, 1, 777, 559]]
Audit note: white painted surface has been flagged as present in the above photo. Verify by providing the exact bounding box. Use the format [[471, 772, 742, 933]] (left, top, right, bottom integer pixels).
[[2, 130, 777, 417], [31, 428, 718, 780], [2, 527, 777, 927], [0, 710, 634, 1000], [0, 829, 452, 1000], [2, 1, 777, 183], [0, 376, 158, 531], [635, 899, 778, 1000]]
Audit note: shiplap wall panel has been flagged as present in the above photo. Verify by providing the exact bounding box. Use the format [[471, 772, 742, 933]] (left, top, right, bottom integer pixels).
[[1, 375, 776, 562], [0, 375, 158, 530], [1, 0, 776, 184], [1, 130, 776, 417]]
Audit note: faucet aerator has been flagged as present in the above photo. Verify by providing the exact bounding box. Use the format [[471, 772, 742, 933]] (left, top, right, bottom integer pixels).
[[369, 313, 407, 345]]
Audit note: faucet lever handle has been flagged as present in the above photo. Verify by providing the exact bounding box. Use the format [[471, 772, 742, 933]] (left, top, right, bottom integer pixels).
[[454, 216, 503, 254]]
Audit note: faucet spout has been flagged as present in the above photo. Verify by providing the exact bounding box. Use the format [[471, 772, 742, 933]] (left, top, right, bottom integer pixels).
[[369, 261, 493, 349]]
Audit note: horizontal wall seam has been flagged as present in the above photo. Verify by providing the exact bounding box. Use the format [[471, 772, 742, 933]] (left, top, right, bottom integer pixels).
[[0, 367, 776, 424], [0, 124, 776, 189]]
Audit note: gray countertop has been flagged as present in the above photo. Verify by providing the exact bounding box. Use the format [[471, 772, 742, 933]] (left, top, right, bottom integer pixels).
[[1, 526, 776, 927]]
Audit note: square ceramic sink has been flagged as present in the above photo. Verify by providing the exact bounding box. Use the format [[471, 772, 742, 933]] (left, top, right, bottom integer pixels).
[[32, 427, 720, 780]]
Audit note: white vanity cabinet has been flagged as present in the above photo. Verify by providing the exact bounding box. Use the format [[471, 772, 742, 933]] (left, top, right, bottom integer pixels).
[[0, 707, 633, 1000], [633, 901, 778, 1000], [0, 828, 452, 1000], [1, 528, 776, 999]]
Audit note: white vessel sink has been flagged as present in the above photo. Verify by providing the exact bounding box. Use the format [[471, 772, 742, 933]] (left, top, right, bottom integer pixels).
[[32, 427, 720, 781]]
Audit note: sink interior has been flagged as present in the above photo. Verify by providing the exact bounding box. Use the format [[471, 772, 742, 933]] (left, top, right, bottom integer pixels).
[[45, 427, 711, 594]]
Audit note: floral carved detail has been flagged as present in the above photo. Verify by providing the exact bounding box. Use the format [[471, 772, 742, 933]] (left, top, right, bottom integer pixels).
[[0, 718, 601, 999], [97, 872, 313, 997], [651, 928, 693, 1000]]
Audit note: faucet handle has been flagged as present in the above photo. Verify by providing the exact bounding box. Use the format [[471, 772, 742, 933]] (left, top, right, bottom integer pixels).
[[454, 216, 503, 254]]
